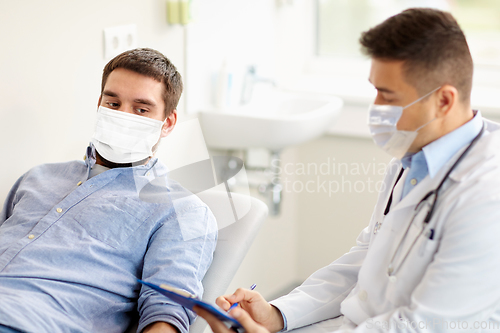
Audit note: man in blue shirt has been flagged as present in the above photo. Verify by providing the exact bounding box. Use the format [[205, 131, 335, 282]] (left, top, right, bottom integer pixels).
[[0, 48, 217, 333]]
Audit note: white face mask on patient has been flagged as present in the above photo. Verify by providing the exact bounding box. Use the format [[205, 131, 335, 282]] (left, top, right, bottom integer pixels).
[[367, 87, 440, 159], [91, 106, 165, 164]]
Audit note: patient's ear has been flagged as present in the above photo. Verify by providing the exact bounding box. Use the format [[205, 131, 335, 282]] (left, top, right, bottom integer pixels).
[[161, 109, 177, 138], [97, 95, 102, 109]]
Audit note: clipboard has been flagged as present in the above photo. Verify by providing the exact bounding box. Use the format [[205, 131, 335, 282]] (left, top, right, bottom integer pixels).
[[138, 279, 243, 329]]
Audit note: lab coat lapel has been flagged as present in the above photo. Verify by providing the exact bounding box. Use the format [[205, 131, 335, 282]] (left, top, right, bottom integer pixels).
[[388, 168, 406, 209], [371, 160, 401, 220], [388, 174, 435, 212], [389, 144, 470, 213]]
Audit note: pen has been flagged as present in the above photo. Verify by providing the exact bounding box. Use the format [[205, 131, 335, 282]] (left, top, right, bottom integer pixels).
[[228, 284, 257, 313]]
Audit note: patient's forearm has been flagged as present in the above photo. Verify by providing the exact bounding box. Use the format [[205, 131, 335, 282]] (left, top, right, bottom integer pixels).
[[142, 321, 179, 333]]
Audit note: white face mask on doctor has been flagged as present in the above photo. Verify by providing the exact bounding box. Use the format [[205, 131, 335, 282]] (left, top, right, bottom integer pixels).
[[91, 106, 166, 164], [367, 87, 440, 159]]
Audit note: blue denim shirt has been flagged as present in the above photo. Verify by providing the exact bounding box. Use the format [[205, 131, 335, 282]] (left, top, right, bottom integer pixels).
[[0, 145, 217, 333]]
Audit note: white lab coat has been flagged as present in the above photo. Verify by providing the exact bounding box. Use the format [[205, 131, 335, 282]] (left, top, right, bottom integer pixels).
[[271, 119, 500, 332]]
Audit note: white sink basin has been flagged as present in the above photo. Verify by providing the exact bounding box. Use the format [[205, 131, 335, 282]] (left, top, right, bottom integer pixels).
[[197, 91, 343, 150]]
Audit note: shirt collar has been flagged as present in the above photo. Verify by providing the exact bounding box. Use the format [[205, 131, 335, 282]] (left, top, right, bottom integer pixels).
[[84, 143, 97, 169], [84, 143, 162, 176], [422, 110, 483, 178], [401, 153, 413, 170]]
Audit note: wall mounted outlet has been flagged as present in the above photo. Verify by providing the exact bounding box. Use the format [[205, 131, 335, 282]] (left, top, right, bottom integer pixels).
[[103, 24, 138, 60]]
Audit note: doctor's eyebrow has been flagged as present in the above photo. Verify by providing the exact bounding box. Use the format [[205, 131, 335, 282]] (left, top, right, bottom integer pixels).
[[375, 87, 396, 94], [368, 79, 396, 94]]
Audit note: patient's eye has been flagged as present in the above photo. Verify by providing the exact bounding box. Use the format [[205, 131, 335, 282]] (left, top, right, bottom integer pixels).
[[135, 108, 148, 114], [106, 102, 120, 108]]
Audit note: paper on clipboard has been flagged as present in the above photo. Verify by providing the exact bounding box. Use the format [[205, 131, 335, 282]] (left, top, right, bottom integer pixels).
[[138, 279, 243, 329]]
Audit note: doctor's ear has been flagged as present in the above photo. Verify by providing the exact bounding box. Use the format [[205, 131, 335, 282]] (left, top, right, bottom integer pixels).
[[161, 109, 177, 138], [435, 85, 458, 118]]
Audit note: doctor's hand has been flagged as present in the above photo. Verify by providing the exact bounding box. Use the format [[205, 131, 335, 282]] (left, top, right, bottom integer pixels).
[[215, 288, 284, 333], [194, 306, 269, 333]]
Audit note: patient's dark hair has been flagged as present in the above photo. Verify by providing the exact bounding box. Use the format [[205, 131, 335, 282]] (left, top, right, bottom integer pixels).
[[101, 48, 183, 117], [360, 8, 473, 103]]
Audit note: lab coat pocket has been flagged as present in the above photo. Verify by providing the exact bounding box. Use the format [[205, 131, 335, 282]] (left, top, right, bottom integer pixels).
[[72, 195, 153, 248], [387, 224, 439, 306], [418, 228, 436, 256]]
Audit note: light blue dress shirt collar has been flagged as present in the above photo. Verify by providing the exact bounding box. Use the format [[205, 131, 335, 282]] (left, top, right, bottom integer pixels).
[[400, 110, 483, 198], [402, 110, 483, 175], [422, 110, 483, 178], [85, 142, 161, 176]]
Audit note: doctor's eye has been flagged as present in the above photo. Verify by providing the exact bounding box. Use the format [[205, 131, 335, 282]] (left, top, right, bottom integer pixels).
[[376, 92, 398, 104], [380, 96, 396, 104]]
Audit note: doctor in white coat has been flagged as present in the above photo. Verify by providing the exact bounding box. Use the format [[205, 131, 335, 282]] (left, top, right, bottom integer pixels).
[[195, 7, 500, 333]]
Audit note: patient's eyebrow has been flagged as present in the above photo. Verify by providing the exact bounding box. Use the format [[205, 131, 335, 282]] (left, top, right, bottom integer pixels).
[[102, 90, 156, 106], [102, 90, 118, 97], [134, 98, 156, 106]]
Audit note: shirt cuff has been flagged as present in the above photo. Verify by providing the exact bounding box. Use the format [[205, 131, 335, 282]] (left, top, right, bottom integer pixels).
[[137, 315, 185, 333], [270, 304, 288, 332]]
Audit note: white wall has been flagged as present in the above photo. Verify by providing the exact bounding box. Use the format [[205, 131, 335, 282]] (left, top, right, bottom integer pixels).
[[185, 0, 276, 114], [294, 135, 390, 280], [185, 0, 314, 114]]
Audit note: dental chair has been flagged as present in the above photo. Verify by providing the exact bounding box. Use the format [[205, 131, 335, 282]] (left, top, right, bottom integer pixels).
[[126, 190, 268, 333]]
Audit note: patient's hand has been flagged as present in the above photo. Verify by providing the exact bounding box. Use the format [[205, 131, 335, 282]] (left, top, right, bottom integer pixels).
[[216, 288, 284, 333], [195, 306, 269, 333], [142, 321, 179, 333]]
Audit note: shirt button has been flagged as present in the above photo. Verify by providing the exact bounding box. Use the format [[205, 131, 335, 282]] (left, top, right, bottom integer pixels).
[[389, 276, 398, 283], [56, 208, 63, 213], [77, 181, 83, 186], [358, 290, 368, 301], [410, 178, 417, 186], [28, 234, 35, 239]]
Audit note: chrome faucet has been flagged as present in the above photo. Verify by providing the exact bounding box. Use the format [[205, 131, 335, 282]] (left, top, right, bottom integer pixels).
[[240, 65, 276, 104]]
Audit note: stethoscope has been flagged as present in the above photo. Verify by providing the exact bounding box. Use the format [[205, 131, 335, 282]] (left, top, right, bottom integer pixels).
[[383, 122, 485, 277]]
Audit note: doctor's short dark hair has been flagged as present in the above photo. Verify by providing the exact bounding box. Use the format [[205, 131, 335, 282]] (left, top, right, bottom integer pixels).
[[359, 7, 473, 103], [101, 48, 183, 117]]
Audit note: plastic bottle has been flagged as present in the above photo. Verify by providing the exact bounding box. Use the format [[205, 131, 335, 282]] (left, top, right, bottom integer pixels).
[[215, 61, 233, 110]]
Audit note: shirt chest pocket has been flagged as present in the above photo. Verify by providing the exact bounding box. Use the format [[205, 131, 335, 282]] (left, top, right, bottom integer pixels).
[[72, 196, 154, 248]]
